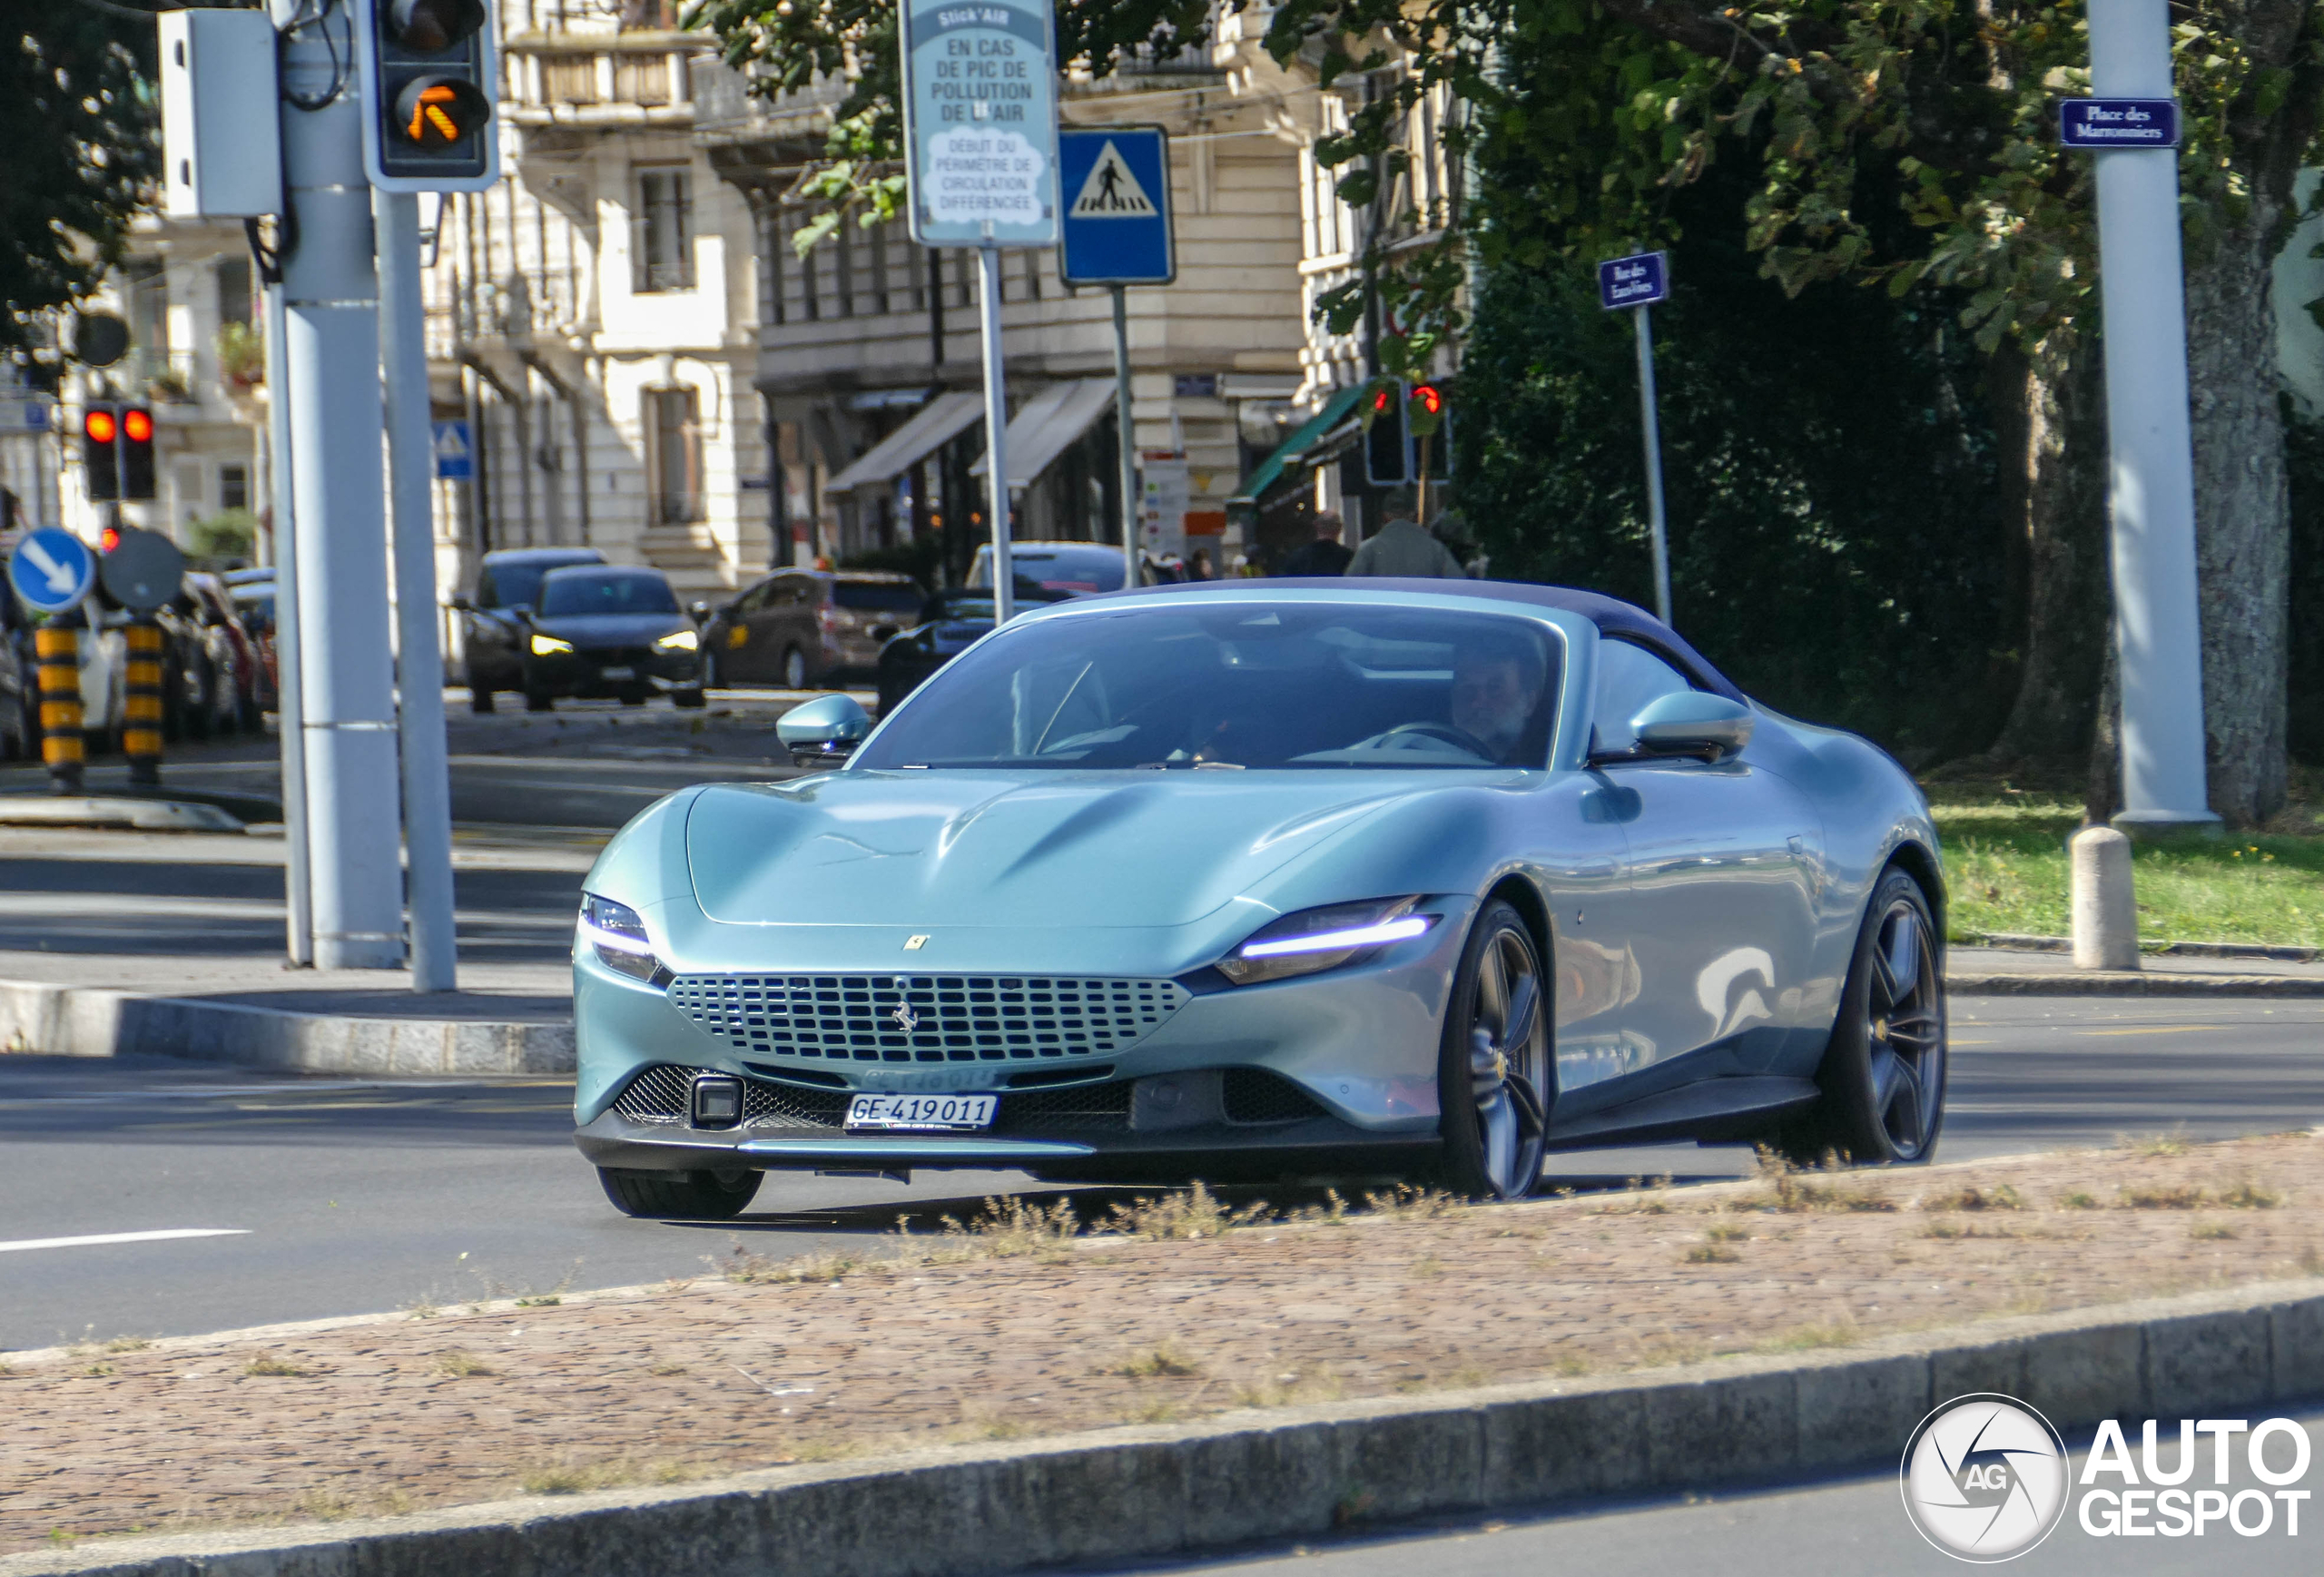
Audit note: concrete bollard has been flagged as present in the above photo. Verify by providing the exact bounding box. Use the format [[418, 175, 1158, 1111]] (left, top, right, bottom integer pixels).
[[2071, 825, 2140, 971]]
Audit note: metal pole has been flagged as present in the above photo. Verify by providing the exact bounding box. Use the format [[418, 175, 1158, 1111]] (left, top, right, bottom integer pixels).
[[262, 277, 312, 967], [977, 243, 1014, 624], [1111, 285, 1140, 590], [2088, 0, 2216, 832], [378, 191, 458, 993], [280, 18, 405, 970], [1633, 304, 1672, 626]]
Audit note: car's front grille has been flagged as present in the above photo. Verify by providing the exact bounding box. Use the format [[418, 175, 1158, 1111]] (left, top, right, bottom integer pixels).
[[665, 973, 1189, 1064], [610, 1064, 848, 1130], [1223, 1068, 1328, 1125], [996, 1081, 1134, 1133]]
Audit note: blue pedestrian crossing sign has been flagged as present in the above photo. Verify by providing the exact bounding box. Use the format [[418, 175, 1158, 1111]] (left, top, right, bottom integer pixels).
[[7, 527, 97, 614], [1059, 126, 1175, 287], [432, 419, 474, 480]]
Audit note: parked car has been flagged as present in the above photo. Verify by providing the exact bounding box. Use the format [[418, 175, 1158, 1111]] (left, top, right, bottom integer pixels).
[[572, 579, 1947, 1219], [163, 572, 263, 738], [0, 592, 36, 761], [697, 569, 921, 691], [454, 547, 606, 712], [226, 575, 279, 711], [514, 564, 704, 711], [966, 541, 1130, 594], [872, 581, 1082, 717]]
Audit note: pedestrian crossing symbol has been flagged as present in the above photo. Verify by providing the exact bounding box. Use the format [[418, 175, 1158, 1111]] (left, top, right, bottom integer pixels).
[[1069, 142, 1157, 218]]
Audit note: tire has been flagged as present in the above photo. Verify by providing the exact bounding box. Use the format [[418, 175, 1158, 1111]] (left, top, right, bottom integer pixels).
[[469, 685, 497, 714], [597, 1166, 762, 1220], [672, 685, 707, 710], [525, 687, 555, 713], [782, 646, 808, 691], [1772, 866, 1947, 1168], [1430, 899, 1551, 1200], [619, 687, 648, 707], [701, 650, 721, 690]]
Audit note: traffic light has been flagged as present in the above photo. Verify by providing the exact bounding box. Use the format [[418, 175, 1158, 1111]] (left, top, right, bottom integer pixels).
[[119, 405, 156, 500], [82, 405, 120, 502], [1364, 379, 1410, 487], [99, 522, 123, 554], [1408, 382, 1453, 479], [356, 0, 499, 193]]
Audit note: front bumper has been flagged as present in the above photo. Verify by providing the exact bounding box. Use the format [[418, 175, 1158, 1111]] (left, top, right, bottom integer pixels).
[[527, 646, 702, 697]]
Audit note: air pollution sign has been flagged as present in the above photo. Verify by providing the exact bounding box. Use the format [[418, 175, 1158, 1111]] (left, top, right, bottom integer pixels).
[[901, 0, 1060, 247]]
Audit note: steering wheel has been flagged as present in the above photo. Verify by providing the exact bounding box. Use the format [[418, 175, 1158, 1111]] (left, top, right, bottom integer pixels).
[[1376, 721, 1498, 761]]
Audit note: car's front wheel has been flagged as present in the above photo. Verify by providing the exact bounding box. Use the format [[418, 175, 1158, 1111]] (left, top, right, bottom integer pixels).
[[469, 685, 496, 714], [1773, 866, 1946, 1167], [782, 646, 808, 690], [1433, 899, 1551, 1200], [672, 685, 706, 710], [597, 1167, 762, 1220]]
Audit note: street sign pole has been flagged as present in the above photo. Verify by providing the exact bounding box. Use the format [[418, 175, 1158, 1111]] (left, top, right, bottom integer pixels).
[[1111, 286, 1138, 589], [2079, 0, 2217, 832], [977, 243, 1014, 626], [261, 272, 314, 967], [1600, 251, 1673, 624]]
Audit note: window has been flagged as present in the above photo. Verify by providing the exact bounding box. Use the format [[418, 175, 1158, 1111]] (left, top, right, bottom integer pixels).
[[215, 258, 252, 330], [220, 465, 249, 511], [1591, 639, 1695, 753], [635, 168, 694, 292], [537, 569, 680, 616], [644, 386, 704, 524]]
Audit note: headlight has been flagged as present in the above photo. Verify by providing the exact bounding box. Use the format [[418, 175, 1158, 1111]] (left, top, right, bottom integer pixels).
[[530, 633, 574, 655], [578, 892, 666, 984], [656, 628, 700, 652], [1216, 897, 1436, 986]]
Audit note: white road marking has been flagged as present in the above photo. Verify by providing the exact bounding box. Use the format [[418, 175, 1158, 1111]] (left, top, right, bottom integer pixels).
[[0, 1228, 251, 1255]]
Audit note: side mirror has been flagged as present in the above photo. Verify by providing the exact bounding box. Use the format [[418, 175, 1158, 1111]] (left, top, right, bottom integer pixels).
[[689, 599, 712, 623], [776, 693, 871, 766], [1628, 692, 1755, 761]]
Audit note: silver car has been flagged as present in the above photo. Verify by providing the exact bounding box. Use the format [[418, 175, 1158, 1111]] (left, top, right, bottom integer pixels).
[[571, 580, 1945, 1217]]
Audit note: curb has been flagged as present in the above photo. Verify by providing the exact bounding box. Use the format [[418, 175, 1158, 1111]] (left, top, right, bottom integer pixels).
[[9, 1277, 2321, 1577], [1969, 931, 2321, 963], [0, 797, 244, 833], [1948, 970, 2324, 997], [0, 978, 573, 1076]]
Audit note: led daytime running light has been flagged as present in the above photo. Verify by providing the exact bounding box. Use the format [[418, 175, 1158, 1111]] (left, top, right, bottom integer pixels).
[[579, 919, 655, 956], [1240, 914, 1433, 959]]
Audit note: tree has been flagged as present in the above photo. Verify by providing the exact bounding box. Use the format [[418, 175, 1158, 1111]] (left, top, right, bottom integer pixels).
[[0, 0, 160, 352]]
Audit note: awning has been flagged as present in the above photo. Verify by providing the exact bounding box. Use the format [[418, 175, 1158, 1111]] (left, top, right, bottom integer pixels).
[[970, 379, 1117, 490], [1228, 381, 1369, 505], [823, 391, 983, 495]]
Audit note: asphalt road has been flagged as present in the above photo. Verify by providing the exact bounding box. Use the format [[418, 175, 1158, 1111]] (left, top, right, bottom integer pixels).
[[1079, 1404, 2324, 1577], [5, 994, 2321, 1353]]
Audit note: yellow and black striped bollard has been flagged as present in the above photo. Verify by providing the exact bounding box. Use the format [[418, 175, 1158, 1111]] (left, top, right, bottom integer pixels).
[[123, 615, 165, 786], [34, 621, 84, 793]]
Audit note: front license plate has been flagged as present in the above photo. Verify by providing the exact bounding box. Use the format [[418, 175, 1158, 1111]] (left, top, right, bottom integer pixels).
[[843, 1093, 999, 1132], [598, 665, 635, 680]]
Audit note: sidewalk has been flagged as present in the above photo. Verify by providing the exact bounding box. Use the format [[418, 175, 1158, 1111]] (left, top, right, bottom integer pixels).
[[1947, 943, 2324, 996]]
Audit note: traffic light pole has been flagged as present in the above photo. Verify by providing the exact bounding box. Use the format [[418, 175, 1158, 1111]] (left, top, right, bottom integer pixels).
[[261, 274, 314, 967], [279, 19, 406, 971]]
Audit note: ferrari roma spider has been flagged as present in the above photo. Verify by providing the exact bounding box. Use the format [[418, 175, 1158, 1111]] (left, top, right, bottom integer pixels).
[[573, 579, 1946, 1218]]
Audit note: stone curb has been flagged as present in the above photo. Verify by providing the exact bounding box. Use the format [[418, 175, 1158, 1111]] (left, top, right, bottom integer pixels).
[[0, 978, 573, 1076], [1948, 970, 2324, 997], [9, 1277, 2321, 1577], [0, 797, 244, 833]]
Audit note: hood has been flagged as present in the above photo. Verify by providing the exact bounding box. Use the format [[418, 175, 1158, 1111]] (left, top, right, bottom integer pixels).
[[683, 770, 1445, 930], [531, 611, 689, 648]]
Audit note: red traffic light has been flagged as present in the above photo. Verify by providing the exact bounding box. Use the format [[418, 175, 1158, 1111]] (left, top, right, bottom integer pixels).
[[1410, 383, 1443, 416], [84, 409, 117, 445], [386, 0, 487, 52], [100, 525, 122, 554], [121, 407, 153, 444], [395, 77, 490, 146], [1372, 388, 1393, 414]]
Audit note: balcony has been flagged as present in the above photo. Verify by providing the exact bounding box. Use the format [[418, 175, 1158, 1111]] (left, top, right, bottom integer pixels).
[[502, 30, 709, 129]]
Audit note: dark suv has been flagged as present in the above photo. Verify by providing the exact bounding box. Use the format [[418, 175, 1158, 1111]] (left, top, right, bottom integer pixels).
[[697, 570, 921, 690], [514, 565, 704, 711], [455, 547, 605, 712]]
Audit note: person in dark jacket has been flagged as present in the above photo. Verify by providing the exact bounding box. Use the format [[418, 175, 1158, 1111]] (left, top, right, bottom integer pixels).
[[1275, 511, 1354, 577]]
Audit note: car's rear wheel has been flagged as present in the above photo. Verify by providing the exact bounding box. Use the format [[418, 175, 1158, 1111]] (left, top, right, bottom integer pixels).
[[1773, 867, 1946, 1167], [701, 650, 722, 690], [782, 646, 808, 690], [618, 686, 648, 707], [1432, 899, 1551, 1200], [524, 686, 555, 713], [672, 685, 706, 710], [597, 1167, 762, 1220]]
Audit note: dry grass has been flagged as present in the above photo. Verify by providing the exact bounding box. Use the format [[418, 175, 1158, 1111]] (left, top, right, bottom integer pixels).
[[241, 1356, 302, 1378], [1921, 1184, 2024, 1212], [2191, 1221, 2240, 1241], [1683, 1244, 1740, 1264], [2119, 1184, 2210, 1209], [431, 1350, 494, 1378], [1111, 1340, 1201, 1379]]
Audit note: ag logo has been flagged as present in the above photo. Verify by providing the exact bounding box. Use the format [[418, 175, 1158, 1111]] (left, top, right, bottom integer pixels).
[[1902, 1394, 2070, 1562]]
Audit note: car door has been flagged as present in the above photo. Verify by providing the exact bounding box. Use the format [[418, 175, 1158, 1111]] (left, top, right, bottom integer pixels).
[[1590, 638, 1824, 1085], [716, 580, 771, 682], [759, 574, 814, 676], [467, 565, 519, 690]]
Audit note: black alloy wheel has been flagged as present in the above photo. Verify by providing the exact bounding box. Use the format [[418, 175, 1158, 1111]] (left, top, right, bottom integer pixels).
[[597, 1166, 762, 1220], [1433, 899, 1551, 1199], [1774, 867, 1946, 1167]]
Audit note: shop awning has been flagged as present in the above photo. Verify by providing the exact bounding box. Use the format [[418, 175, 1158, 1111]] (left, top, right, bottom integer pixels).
[[970, 379, 1118, 490], [1228, 381, 1369, 505], [823, 391, 983, 495]]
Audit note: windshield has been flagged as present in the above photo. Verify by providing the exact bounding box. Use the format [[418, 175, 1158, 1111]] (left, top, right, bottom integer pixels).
[[857, 603, 1561, 771], [968, 544, 1127, 593], [834, 581, 923, 612], [537, 571, 680, 617], [484, 555, 600, 609]]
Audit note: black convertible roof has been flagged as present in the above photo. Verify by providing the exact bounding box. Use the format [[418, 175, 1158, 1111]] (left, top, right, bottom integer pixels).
[[1138, 577, 1747, 704]]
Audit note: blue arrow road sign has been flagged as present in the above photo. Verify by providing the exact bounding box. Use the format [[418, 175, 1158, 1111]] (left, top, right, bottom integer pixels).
[[1599, 251, 1669, 310], [7, 527, 96, 614], [432, 419, 474, 480], [2058, 97, 2180, 150], [1059, 126, 1176, 286]]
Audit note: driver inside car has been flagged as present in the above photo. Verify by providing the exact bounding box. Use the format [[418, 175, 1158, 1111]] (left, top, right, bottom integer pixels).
[[1447, 638, 1546, 763]]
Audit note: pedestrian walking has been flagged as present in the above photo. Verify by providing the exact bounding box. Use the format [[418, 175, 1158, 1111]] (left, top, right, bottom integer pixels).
[[1188, 548, 1216, 581], [1346, 489, 1467, 578], [1275, 510, 1354, 577]]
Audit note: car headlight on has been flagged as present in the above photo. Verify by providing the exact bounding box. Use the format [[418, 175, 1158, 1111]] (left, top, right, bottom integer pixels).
[[655, 628, 700, 652], [578, 892, 666, 984], [530, 633, 574, 656], [1216, 897, 1436, 986]]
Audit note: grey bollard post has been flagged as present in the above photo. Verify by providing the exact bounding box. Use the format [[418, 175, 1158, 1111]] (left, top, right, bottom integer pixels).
[[2071, 826, 2140, 971]]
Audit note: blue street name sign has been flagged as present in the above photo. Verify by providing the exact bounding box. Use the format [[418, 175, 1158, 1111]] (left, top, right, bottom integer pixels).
[[7, 527, 96, 614], [2058, 98, 2180, 150], [1599, 251, 1669, 310], [432, 419, 474, 480], [900, 0, 1061, 247], [1058, 126, 1175, 286]]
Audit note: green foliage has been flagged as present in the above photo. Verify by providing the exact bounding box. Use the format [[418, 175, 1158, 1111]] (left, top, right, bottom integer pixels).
[[187, 509, 257, 567], [0, 1, 159, 350]]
